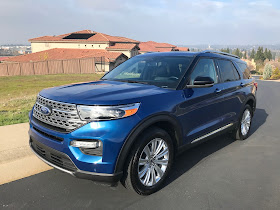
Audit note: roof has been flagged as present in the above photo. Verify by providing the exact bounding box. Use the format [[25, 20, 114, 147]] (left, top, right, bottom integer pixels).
[[29, 30, 139, 43], [2, 48, 126, 63], [0, 57, 9, 61], [106, 43, 139, 50], [139, 41, 177, 52]]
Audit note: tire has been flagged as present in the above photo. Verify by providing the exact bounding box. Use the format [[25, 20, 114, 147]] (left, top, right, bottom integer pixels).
[[121, 127, 174, 195], [232, 104, 253, 140]]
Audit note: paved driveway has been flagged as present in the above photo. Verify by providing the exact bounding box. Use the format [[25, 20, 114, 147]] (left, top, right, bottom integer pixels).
[[1, 79, 279, 210]]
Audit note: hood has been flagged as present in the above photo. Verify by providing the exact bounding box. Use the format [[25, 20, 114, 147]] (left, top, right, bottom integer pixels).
[[39, 80, 173, 105]]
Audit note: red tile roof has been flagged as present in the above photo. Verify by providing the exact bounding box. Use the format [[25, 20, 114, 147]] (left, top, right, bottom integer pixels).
[[3, 48, 125, 63], [139, 41, 177, 53], [29, 30, 139, 43], [0, 57, 9, 61], [106, 43, 139, 50]]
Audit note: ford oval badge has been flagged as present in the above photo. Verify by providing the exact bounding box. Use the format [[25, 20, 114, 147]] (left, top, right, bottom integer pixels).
[[40, 106, 51, 115]]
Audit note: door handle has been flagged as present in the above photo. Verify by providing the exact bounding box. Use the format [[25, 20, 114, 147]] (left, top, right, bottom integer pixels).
[[215, 88, 222, 93], [240, 82, 245, 87]]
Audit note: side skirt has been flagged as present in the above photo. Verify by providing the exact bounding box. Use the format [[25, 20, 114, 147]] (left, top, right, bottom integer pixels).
[[177, 122, 236, 155], [191, 123, 233, 144]]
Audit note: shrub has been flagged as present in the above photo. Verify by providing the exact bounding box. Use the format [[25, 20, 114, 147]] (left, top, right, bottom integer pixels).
[[251, 70, 261, 75], [263, 64, 273, 80], [270, 67, 280, 80], [270, 74, 280, 80]]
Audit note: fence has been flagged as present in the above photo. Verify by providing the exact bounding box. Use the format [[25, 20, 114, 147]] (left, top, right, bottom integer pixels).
[[0, 57, 103, 77]]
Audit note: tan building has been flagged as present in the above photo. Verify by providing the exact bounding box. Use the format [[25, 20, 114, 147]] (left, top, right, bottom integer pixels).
[[4, 30, 140, 72], [29, 30, 140, 59]]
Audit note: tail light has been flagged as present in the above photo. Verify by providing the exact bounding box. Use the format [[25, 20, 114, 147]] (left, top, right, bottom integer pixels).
[[254, 82, 258, 90]]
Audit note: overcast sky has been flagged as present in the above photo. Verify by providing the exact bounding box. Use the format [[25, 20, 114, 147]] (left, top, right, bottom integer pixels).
[[1, 0, 279, 45]]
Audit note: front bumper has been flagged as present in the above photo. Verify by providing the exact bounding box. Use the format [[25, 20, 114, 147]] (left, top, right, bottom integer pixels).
[[29, 137, 122, 183], [29, 110, 141, 183]]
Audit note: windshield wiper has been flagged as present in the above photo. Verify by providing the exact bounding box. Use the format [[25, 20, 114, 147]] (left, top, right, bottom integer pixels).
[[116, 80, 148, 85]]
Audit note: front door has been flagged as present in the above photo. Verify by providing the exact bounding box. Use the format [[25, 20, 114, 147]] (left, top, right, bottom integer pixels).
[[178, 58, 227, 144]]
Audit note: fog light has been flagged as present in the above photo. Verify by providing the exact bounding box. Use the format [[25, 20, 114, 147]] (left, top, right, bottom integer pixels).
[[70, 140, 100, 148]]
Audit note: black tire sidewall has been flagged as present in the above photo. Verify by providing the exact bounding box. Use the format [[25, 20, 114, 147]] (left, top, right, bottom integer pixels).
[[129, 127, 174, 195]]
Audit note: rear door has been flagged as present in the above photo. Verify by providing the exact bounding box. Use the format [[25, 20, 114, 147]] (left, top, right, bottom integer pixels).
[[215, 59, 244, 125]]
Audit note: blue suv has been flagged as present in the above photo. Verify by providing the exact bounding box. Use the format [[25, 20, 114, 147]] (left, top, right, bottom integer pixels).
[[29, 51, 257, 195]]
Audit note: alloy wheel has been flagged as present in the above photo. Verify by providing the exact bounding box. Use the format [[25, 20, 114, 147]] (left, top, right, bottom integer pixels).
[[137, 138, 169, 187], [241, 109, 251, 136]]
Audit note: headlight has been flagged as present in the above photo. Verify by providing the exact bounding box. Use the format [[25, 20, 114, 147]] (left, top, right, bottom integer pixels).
[[77, 103, 140, 121]]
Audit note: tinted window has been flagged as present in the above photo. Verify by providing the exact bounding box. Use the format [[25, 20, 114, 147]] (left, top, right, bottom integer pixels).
[[217, 59, 240, 83], [237, 62, 251, 79], [189, 58, 217, 85], [102, 56, 193, 89]]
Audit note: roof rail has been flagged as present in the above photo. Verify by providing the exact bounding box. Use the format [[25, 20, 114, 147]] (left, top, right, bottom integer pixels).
[[201, 50, 240, 59]]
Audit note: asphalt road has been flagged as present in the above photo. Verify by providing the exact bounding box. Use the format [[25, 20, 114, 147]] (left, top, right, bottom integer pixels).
[[1, 79, 280, 210]]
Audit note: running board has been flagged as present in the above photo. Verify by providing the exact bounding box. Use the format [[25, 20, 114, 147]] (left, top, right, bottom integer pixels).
[[191, 123, 233, 144]]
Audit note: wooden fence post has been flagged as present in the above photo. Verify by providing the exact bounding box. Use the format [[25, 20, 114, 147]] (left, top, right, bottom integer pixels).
[[46, 60, 49, 74], [6, 64, 9, 76], [19, 63, 22, 75], [78, 59, 82, 74], [62, 60, 64, 73], [32, 62, 35, 75]]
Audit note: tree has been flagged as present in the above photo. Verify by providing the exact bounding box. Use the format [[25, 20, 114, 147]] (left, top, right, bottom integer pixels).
[[264, 48, 269, 60], [221, 48, 227, 53], [255, 47, 266, 63], [250, 49, 255, 60], [221, 48, 230, 53], [244, 51, 247, 59], [267, 50, 272, 61], [263, 63, 272, 80], [233, 48, 241, 57], [226, 47, 230, 53]]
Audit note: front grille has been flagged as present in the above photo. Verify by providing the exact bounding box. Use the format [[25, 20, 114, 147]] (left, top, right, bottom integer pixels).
[[33, 126, 64, 142], [33, 95, 86, 132], [30, 137, 77, 172]]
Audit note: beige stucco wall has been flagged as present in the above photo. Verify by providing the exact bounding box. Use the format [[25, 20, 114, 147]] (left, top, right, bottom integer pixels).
[[95, 63, 110, 72], [31, 42, 109, 53], [107, 48, 139, 58]]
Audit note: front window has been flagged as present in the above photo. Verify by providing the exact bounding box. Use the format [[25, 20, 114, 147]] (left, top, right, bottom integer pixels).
[[102, 55, 193, 89], [189, 58, 217, 85]]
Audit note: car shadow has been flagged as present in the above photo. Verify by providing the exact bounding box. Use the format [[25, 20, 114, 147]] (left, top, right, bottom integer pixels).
[[250, 108, 268, 134], [162, 108, 268, 188]]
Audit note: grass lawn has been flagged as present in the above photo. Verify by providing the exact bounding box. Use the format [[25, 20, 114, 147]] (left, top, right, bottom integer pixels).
[[0, 74, 102, 126]]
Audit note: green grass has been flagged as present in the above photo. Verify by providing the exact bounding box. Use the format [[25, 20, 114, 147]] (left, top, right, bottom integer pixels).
[[0, 74, 103, 126]]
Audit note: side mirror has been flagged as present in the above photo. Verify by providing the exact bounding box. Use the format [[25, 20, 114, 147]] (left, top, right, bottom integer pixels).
[[187, 76, 214, 88]]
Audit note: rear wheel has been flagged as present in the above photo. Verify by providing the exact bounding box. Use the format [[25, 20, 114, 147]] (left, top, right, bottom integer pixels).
[[233, 104, 253, 140], [122, 127, 174, 195]]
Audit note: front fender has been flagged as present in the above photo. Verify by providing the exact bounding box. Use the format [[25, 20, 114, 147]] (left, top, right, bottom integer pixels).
[[114, 112, 183, 174]]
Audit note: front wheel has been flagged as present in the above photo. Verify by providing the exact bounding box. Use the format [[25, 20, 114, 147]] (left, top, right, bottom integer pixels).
[[122, 127, 174, 195], [233, 104, 253, 140]]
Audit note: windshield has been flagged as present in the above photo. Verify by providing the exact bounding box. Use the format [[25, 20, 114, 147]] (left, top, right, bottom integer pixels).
[[102, 55, 193, 89]]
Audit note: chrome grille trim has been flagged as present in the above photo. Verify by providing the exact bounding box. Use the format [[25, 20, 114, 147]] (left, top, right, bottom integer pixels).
[[33, 95, 86, 131]]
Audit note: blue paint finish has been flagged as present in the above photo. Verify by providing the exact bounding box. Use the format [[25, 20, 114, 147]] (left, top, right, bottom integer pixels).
[[29, 51, 257, 179]]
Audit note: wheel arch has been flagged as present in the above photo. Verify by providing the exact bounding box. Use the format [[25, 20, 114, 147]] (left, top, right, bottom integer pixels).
[[244, 94, 256, 112], [114, 113, 183, 174]]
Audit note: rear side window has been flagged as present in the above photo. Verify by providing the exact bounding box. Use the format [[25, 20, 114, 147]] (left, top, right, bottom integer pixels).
[[216, 59, 240, 83], [236, 62, 251, 79]]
